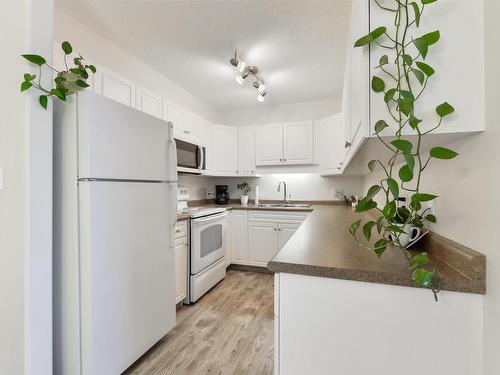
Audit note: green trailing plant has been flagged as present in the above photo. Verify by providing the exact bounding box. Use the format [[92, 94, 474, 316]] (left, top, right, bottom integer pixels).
[[21, 41, 96, 109], [237, 182, 251, 196], [349, 0, 459, 301]]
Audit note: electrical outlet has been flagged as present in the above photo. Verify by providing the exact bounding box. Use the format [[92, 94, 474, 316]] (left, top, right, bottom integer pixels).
[[206, 190, 215, 199]]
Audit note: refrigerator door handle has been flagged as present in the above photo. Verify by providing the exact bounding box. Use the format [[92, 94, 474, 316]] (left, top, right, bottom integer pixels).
[[167, 122, 178, 182], [170, 182, 178, 249]]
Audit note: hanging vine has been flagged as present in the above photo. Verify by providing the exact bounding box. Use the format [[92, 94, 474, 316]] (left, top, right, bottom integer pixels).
[[349, 0, 458, 301]]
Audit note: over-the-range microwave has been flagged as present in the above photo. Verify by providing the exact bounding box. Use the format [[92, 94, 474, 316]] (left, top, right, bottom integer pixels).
[[175, 138, 206, 174]]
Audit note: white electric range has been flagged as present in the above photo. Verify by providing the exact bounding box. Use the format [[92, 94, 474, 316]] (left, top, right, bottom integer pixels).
[[177, 188, 228, 303]]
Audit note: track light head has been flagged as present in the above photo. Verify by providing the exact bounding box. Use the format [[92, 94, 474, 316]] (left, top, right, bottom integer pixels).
[[257, 90, 267, 102], [236, 71, 249, 85]]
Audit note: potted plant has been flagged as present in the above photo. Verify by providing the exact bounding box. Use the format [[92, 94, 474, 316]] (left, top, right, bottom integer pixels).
[[20, 41, 96, 109], [349, 0, 458, 301], [237, 182, 251, 205]]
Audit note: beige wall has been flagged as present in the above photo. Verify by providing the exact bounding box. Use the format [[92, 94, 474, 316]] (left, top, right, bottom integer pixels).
[[363, 1, 499, 373], [0, 1, 53, 374]]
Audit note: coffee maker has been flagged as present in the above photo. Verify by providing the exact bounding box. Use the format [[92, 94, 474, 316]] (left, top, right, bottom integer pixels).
[[215, 185, 229, 205]]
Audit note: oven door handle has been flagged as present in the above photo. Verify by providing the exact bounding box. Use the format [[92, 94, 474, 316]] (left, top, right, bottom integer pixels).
[[192, 211, 228, 225]]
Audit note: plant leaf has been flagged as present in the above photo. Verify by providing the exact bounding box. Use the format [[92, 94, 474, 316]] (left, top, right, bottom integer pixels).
[[386, 178, 399, 200], [422, 30, 440, 46], [355, 198, 378, 213], [374, 120, 389, 134], [372, 76, 385, 92], [412, 193, 438, 202], [20, 81, 32, 92], [354, 34, 373, 47], [88, 65, 97, 74], [376, 216, 385, 234], [384, 88, 397, 103], [62, 41, 73, 54], [429, 146, 458, 159], [398, 98, 413, 116], [409, 253, 430, 269], [399, 165, 413, 182], [51, 88, 66, 101], [436, 102, 455, 117], [409, 114, 422, 129], [75, 79, 90, 88], [363, 221, 377, 241], [349, 219, 361, 236], [425, 214, 437, 223], [400, 90, 414, 100], [374, 239, 389, 257], [23, 73, 36, 81], [379, 55, 389, 66], [413, 38, 429, 59], [39, 95, 48, 109], [415, 61, 435, 76], [368, 160, 378, 172], [390, 139, 413, 152], [412, 268, 434, 287], [404, 152, 415, 172], [370, 26, 387, 39], [412, 69, 425, 84], [383, 201, 397, 219], [403, 54, 413, 66], [22, 54, 46, 65], [366, 185, 382, 200], [410, 2, 421, 27], [54, 76, 66, 85], [421, 0, 437, 4]]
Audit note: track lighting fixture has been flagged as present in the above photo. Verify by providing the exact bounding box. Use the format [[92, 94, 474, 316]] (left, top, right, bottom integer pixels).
[[236, 71, 249, 85], [230, 49, 268, 102], [257, 90, 267, 102]]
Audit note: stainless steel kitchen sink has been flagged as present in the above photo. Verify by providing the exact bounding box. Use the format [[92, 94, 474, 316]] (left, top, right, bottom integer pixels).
[[257, 203, 312, 208]]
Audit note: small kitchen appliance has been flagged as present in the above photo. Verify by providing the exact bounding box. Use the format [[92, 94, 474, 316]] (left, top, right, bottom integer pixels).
[[215, 185, 230, 205]]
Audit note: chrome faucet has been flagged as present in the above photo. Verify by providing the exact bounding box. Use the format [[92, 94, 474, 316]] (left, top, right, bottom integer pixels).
[[277, 181, 288, 203]]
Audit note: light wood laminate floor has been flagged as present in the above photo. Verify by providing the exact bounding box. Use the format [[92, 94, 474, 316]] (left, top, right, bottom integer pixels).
[[124, 270, 274, 375]]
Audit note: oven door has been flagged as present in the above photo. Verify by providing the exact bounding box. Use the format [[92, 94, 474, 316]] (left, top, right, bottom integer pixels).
[[175, 138, 205, 174], [190, 212, 228, 274]]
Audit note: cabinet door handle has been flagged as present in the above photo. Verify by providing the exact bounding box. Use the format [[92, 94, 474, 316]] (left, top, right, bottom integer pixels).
[[345, 141, 352, 149]]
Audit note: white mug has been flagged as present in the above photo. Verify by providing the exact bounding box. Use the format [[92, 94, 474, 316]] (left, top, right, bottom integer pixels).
[[398, 224, 421, 247]]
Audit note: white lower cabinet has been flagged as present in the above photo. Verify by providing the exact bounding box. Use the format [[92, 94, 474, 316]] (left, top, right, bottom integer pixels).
[[229, 210, 248, 265], [277, 223, 302, 249], [247, 211, 308, 267], [174, 221, 188, 304], [248, 221, 279, 267], [228, 210, 308, 268]]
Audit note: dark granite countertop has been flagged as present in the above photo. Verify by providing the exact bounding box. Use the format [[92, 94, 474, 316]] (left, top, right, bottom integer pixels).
[[267, 205, 486, 295]]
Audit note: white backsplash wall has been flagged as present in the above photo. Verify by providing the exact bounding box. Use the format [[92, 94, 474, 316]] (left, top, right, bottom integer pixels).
[[178, 174, 363, 201]]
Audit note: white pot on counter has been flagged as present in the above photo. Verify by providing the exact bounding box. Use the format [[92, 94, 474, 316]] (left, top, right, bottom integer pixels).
[[240, 195, 249, 205]]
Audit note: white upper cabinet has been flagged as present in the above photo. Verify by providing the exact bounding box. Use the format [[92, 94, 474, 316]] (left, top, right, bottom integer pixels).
[[93, 66, 135, 107], [135, 86, 163, 119], [238, 126, 256, 176], [283, 121, 314, 165], [316, 114, 345, 174], [369, 0, 484, 135], [342, 0, 370, 167], [255, 123, 283, 166], [256, 122, 314, 166], [213, 125, 238, 175]]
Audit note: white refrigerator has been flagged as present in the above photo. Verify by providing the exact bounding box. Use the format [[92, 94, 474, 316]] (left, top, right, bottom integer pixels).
[[53, 92, 178, 375]]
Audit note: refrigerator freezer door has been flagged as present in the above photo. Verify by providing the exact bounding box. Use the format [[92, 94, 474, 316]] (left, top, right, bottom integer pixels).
[[77, 92, 175, 181], [78, 181, 175, 375]]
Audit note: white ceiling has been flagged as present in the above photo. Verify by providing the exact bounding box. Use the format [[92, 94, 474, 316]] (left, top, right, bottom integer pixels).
[[55, 0, 352, 111]]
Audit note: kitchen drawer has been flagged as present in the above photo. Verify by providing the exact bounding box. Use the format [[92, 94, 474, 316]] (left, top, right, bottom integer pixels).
[[248, 210, 309, 224], [175, 220, 188, 239]]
